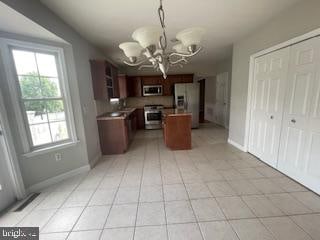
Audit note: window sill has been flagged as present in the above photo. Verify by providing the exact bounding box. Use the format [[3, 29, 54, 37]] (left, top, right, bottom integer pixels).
[[22, 140, 80, 158]]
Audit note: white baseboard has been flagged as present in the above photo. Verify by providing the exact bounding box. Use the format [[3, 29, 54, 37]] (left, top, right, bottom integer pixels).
[[90, 152, 102, 168], [27, 165, 90, 193], [227, 138, 247, 152]]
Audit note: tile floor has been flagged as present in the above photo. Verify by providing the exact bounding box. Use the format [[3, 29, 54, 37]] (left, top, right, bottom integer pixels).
[[1, 124, 320, 240]]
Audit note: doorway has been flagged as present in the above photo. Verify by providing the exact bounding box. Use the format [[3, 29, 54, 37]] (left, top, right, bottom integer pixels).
[[198, 79, 205, 123], [215, 72, 230, 128]]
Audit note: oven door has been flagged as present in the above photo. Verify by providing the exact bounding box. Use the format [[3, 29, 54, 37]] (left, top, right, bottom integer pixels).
[[145, 110, 162, 125]]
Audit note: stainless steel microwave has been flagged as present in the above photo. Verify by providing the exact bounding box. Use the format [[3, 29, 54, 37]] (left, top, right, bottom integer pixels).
[[143, 85, 163, 96]]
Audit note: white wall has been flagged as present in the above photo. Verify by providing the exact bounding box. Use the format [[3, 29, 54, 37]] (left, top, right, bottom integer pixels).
[[229, 0, 320, 147], [0, 0, 108, 188]]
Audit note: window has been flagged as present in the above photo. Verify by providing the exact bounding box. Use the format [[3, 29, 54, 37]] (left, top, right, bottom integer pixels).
[[10, 47, 73, 149]]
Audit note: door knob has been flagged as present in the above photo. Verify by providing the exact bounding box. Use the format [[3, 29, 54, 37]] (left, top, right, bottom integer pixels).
[[291, 119, 296, 123], [270, 116, 274, 119]]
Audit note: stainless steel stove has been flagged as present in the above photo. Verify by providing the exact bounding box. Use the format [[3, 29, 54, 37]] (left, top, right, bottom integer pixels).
[[144, 105, 164, 130]]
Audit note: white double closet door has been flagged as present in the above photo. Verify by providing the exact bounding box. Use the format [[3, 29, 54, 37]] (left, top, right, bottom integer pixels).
[[249, 36, 320, 194]]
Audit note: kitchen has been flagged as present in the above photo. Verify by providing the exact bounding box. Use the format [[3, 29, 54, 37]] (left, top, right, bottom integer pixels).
[[90, 60, 199, 154]]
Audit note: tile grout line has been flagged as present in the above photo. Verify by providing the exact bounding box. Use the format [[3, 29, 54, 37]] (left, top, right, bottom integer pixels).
[[172, 151, 205, 240], [132, 137, 147, 239], [157, 135, 170, 240], [65, 157, 117, 239], [98, 155, 132, 239]]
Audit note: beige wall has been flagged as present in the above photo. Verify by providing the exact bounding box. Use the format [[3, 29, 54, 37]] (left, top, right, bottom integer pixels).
[[229, 0, 320, 147], [0, 0, 109, 188]]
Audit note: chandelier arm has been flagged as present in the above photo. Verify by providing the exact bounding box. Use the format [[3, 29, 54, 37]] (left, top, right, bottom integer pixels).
[[138, 64, 156, 70], [169, 47, 202, 59], [123, 58, 149, 66], [170, 58, 188, 65]]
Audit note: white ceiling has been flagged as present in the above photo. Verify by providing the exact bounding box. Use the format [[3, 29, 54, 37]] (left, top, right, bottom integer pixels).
[[40, 0, 300, 75], [0, 2, 65, 43]]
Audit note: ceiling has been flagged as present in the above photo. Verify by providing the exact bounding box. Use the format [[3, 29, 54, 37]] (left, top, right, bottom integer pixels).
[[0, 2, 65, 43], [40, 0, 301, 76]]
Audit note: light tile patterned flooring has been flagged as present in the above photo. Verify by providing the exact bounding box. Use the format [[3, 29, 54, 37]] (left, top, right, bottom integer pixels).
[[1, 124, 320, 239]]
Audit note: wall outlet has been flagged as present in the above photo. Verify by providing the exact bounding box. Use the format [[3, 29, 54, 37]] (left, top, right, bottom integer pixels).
[[55, 153, 62, 162]]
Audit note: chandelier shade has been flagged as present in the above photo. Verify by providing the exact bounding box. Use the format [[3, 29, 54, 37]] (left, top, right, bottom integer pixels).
[[172, 43, 189, 54], [132, 26, 162, 48], [119, 42, 143, 58], [119, 0, 205, 79], [176, 27, 206, 47]]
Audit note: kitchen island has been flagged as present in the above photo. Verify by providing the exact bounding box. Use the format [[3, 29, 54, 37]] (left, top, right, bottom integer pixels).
[[162, 109, 192, 150]]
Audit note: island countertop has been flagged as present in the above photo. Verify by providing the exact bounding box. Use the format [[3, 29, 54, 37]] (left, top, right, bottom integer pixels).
[[162, 108, 192, 117]]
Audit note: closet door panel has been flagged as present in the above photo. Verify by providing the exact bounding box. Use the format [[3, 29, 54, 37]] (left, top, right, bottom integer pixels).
[[249, 48, 289, 167], [278, 37, 320, 194]]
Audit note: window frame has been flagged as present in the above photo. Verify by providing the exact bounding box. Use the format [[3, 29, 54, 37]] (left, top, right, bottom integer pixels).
[[1, 38, 78, 153]]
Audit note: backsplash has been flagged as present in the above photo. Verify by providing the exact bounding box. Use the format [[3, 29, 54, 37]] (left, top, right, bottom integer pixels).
[[126, 96, 174, 108]]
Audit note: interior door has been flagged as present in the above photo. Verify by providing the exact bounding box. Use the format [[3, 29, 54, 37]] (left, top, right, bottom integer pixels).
[[0, 120, 16, 212], [249, 48, 289, 167], [215, 72, 229, 128], [278, 37, 320, 194]]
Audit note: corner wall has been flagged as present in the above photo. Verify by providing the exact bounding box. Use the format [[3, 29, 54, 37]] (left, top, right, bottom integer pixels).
[[0, 0, 108, 188], [229, 0, 320, 147]]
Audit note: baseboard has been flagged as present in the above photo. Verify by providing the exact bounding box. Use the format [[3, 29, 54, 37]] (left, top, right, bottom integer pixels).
[[90, 152, 102, 168], [27, 165, 90, 193], [227, 138, 247, 152]]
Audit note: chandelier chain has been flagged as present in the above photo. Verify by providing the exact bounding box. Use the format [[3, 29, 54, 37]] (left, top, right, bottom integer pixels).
[[158, 0, 167, 51]]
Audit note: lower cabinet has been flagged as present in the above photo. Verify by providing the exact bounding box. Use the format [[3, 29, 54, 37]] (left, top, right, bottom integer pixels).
[[97, 110, 138, 155]]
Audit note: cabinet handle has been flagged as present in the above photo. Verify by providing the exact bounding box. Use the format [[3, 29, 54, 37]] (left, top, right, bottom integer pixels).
[[291, 119, 296, 123], [270, 115, 274, 119]]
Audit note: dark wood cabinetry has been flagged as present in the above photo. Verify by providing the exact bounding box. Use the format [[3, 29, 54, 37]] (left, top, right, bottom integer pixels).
[[97, 109, 139, 155], [126, 74, 194, 97], [126, 76, 142, 97], [135, 108, 145, 129], [90, 60, 123, 100], [141, 76, 162, 85]]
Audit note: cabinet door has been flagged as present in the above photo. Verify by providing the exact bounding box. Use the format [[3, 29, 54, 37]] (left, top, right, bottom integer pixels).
[[111, 65, 119, 98], [118, 75, 128, 98], [249, 47, 289, 167], [181, 74, 194, 83], [127, 76, 142, 97], [278, 37, 320, 194], [136, 108, 145, 129], [90, 60, 108, 100], [142, 76, 162, 85]]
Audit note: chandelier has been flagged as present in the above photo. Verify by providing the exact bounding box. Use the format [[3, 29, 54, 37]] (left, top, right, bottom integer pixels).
[[119, 0, 205, 79]]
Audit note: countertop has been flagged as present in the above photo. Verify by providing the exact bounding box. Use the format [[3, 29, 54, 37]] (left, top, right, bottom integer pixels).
[[162, 108, 192, 116], [97, 108, 136, 120]]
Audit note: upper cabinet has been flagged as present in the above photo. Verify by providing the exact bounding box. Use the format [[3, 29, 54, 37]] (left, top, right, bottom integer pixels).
[[126, 76, 142, 97], [90, 60, 123, 100], [90, 59, 194, 99]]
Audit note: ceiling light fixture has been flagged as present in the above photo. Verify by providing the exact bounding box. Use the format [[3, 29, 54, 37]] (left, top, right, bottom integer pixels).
[[119, 0, 205, 79]]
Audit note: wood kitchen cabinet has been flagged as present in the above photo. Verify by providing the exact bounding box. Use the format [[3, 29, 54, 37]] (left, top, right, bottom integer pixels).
[[97, 109, 139, 154], [141, 76, 162, 85], [118, 74, 128, 98], [126, 76, 142, 97], [163, 110, 192, 150], [135, 108, 145, 129], [90, 60, 121, 99]]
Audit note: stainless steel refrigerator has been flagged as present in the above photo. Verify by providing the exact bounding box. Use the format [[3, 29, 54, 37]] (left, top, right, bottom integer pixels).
[[174, 83, 200, 128]]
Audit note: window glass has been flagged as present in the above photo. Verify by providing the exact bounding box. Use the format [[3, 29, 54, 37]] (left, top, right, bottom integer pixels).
[[12, 48, 70, 147]]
